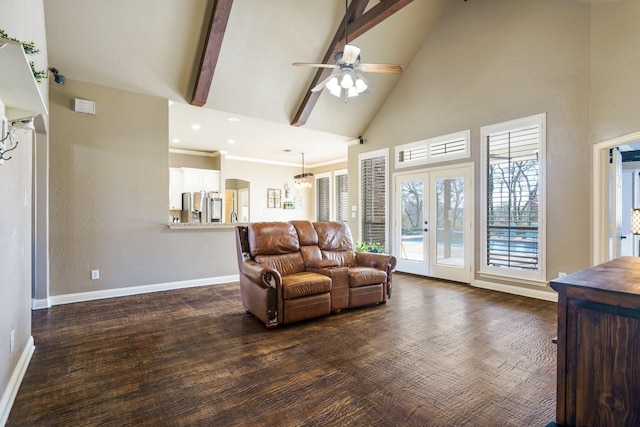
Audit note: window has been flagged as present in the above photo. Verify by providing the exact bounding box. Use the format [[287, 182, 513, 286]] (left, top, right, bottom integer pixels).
[[315, 173, 331, 221], [360, 149, 388, 249], [481, 114, 546, 281], [395, 130, 470, 169], [335, 170, 349, 223]]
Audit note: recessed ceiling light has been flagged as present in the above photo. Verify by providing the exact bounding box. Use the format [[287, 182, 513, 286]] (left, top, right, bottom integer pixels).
[[172, 138, 181, 143], [168, 100, 173, 106], [227, 139, 236, 144], [227, 117, 240, 122], [191, 124, 201, 130]]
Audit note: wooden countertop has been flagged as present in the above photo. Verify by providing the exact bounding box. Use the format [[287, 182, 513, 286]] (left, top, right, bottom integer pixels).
[[550, 256, 640, 297]]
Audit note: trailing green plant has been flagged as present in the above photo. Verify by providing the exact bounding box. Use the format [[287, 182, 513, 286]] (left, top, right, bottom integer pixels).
[[0, 29, 47, 83], [354, 241, 385, 253]]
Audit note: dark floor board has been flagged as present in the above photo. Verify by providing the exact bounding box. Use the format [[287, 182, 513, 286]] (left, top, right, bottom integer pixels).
[[7, 273, 557, 426]]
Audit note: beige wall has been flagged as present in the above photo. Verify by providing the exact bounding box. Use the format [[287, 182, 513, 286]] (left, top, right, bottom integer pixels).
[[349, 0, 592, 285], [590, 0, 640, 143], [0, 0, 46, 419], [48, 80, 238, 296], [169, 151, 220, 169]]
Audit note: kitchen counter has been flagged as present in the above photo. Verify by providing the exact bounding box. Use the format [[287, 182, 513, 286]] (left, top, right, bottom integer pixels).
[[166, 222, 247, 230]]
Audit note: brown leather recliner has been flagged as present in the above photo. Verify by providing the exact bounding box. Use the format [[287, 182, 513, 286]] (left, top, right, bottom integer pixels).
[[235, 222, 331, 328], [235, 220, 397, 328]]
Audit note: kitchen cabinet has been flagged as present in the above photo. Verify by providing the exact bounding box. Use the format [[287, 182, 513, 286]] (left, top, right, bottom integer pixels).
[[182, 167, 220, 193], [169, 167, 220, 210], [550, 256, 640, 426]]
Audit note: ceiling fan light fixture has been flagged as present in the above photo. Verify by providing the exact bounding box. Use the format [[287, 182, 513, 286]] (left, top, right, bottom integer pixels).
[[340, 72, 354, 89], [355, 78, 368, 93], [347, 86, 359, 97], [326, 76, 340, 92]]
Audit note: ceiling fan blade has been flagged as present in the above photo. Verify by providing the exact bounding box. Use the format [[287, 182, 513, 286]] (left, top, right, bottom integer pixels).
[[358, 63, 404, 74], [311, 73, 338, 92], [292, 62, 338, 69], [342, 44, 361, 64]]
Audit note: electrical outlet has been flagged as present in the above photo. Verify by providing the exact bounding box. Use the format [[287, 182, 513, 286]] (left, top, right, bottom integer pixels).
[[10, 330, 15, 354], [91, 270, 100, 280]]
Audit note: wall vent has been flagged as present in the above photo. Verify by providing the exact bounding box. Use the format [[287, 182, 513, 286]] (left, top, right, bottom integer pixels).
[[74, 98, 96, 115]]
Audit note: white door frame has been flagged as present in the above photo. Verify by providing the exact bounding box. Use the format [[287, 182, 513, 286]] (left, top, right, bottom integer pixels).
[[592, 130, 640, 265]]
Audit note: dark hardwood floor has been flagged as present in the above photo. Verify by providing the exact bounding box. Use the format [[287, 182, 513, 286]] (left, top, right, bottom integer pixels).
[[8, 273, 557, 426]]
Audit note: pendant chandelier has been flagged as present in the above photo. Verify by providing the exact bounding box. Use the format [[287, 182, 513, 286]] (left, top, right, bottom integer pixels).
[[294, 153, 313, 188]]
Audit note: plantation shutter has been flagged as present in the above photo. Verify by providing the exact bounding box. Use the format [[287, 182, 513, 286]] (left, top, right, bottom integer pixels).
[[316, 176, 331, 221], [335, 173, 349, 222], [486, 125, 540, 271], [361, 155, 386, 247]]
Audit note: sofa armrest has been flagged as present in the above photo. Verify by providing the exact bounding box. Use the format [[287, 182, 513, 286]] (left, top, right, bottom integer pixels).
[[355, 252, 396, 271], [241, 260, 281, 289], [355, 252, 397, 298]]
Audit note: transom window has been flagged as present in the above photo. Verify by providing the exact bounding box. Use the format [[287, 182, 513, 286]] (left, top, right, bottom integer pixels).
[[395, 130, 470, 169]]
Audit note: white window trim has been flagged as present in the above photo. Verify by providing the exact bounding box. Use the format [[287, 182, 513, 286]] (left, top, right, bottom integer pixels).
[[358, 148, 389, 247], [480, 113, 546, 282], [315, 172, 332, 221], [395, 129, 471, 169]]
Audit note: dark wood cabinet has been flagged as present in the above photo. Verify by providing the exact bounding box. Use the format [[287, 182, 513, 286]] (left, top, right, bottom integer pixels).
[[550, 257, 640, 426]]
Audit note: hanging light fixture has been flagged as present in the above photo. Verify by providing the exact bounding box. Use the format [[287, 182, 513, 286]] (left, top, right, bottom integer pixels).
[[294, 153, 313, 188]]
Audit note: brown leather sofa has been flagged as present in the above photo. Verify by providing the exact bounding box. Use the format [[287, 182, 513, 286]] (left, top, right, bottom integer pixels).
[[235, 220, 397, 328]]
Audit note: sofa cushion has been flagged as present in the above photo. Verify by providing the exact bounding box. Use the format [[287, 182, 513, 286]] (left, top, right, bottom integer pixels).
[[254, 253, 305, 276], [249, 222, 299, 256], [322, 250, 357, 268], [348, 266, 387, 288], [299, 245, 323, 266], [282, 272, 331, 299], [314, 222, 354, 251], [290, 220, 318, 246]]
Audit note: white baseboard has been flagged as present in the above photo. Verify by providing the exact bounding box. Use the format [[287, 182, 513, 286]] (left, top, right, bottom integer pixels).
[[31, 298, 51, 310], [473, 279, 558, 302], [0, 336, 35, 426], [49, 274, 240, 306]]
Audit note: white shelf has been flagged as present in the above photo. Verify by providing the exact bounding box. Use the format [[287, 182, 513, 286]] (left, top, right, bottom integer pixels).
[[0, 38, 48, 121]]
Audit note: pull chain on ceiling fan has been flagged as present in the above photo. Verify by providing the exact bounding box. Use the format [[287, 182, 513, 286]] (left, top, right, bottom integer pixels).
[[292, 0, 404, 101]]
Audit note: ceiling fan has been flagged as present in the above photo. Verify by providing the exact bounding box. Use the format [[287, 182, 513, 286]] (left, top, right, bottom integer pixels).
[[292, 0, 404, 99]]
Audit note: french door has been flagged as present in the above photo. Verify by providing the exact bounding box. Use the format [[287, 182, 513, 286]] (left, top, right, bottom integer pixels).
[[394, 166, 472, 283]]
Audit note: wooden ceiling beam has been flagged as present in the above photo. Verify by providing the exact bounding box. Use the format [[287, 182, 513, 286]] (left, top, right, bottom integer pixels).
[[291, 0, 414, 127], [190, 0, 234, 107]]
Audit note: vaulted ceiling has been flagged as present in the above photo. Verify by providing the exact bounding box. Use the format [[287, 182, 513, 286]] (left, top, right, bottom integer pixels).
[[44, 0, 452, 165]]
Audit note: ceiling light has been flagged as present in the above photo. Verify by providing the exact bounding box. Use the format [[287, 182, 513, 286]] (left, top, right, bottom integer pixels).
[[191, 124, 201, 130], [227, 117, 240, 122], [171, 138, 181, 143], [227, 139, 236, 144], [294, 153, 313, 189], [340, 72, 354, 89]]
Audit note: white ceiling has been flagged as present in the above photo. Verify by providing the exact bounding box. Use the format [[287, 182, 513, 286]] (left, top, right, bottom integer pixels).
[[43, 0, 452, 166]]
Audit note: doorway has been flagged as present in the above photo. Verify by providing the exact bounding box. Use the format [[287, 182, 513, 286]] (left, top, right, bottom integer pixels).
[[393, 164, 473, 283], [593, 130, 640, 264]]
